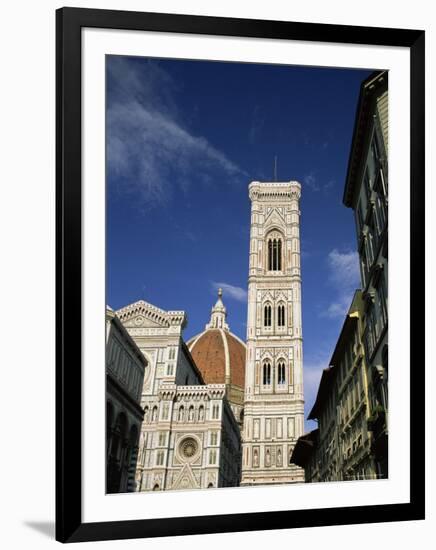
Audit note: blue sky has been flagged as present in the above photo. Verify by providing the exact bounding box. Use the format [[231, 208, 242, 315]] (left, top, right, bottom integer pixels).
[[106, 55, 373, 431]]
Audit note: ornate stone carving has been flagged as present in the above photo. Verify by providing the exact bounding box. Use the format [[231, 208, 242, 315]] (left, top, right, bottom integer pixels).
[[177, 435, 201, 463]]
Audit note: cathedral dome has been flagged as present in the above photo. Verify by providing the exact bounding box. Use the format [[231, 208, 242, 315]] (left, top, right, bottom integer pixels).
[[187, 289, 246, 418], [188, 328, 246, 387]]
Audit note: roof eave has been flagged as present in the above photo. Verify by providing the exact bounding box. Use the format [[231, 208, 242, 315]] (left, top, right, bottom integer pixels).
[[343, 70, 388, 208], [307, 368, 333, 420]]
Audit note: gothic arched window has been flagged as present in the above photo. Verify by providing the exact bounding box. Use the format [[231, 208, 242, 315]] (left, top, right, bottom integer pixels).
[[151, 406, 158, 422], [178, 405, 184, 422], [264, 304, 272, 327], [263, 362, 271, 385], [278, 361, 286, 385], [267, 234, 283, 271], [277, 304, 286, 327]]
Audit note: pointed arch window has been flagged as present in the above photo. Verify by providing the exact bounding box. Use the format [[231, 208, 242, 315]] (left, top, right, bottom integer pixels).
[[268, 235, 282, 271], [263, 362, 271, 385], [277, 304, 286, 327], [278, 361, 286, 385], [264, 304, 272, 327]]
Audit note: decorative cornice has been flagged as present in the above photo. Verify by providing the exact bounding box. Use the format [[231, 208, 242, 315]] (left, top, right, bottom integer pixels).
[[172, 383, 227, 401], [249, 181, 301, 202]]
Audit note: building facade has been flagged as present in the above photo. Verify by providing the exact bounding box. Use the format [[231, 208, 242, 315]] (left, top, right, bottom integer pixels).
[[106, 307, 146, 493], [343, 70, 388, 478], [241, 181, 305, 485], [114, 299, 241, 491], [291, 291, 378, 482]]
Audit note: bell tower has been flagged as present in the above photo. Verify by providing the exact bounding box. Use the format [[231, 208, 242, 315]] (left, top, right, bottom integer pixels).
[[241, 181, 305, 485]]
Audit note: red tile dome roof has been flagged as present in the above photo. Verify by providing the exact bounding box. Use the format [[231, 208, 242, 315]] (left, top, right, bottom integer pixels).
[[187, 329, 246, 388]]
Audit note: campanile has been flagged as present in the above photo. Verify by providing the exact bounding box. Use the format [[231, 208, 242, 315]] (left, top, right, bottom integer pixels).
[[241, 181, 305, 485]]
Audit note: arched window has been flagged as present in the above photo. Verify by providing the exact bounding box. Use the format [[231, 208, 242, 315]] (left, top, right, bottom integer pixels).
[[264, 304, 272, 327], [268, 235, 283, 271], [263, 362, 271, 385], [106, 401, 114, 458], [107, 401, 114, 437], [111, 412, 127, 461], [277, 362, 286, 385], [151, 406, 158, 422], [277, 304, 285, 327], [188, 405, 195, 421], [198, 405, 204, 421], [178, 405, 184, 422], [277, 239, 282, 270], [143, 406, 149, 423]]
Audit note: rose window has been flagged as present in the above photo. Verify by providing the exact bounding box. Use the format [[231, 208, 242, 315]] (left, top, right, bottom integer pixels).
[[180, 437, 198, 460]]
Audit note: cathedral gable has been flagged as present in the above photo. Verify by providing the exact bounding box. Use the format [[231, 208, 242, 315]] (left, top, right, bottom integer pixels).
[[115, 300, 185, 329], [171, 464, 200, 490], [121, 314, 165, 329]]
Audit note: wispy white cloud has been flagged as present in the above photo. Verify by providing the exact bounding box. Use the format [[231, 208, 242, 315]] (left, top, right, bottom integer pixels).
[[323, 179, 335, 195], [320, 249, 360, 319], [303, 172, 320, 192], [327, 249, 360, 288], [304, 362, 324, 401], [211, 281, 247, 303], [184, 230, 198, 243], [321, 301, 349, 319], [303, 172, 336, 194], [107, 58, 247, 207]]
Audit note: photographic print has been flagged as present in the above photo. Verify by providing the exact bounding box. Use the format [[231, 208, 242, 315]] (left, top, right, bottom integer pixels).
[[56, 7, 425, 542], [105, 56, 388, 494]]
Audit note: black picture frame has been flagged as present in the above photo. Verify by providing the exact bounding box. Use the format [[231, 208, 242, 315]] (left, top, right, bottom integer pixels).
[[56, 6, 425, 543]]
